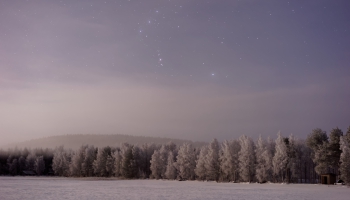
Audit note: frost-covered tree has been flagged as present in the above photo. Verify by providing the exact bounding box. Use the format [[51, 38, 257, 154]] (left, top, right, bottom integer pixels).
[[195, 145, 208, 181], [70, 145, 87, 177], [52, 146, 70, 176], [113, 149, 122, 177], [139, 143, 158, 178], [26, 152, 36, 171], [219, 140, 240, 182], [82, 145, 96, 177], [176, 143, 196, 180], [121, 145, 136, 178], [273, 133, 288, 182], [164, 151, 177, 180], [150, 150, 162, 179], [131, 146, 142, 178], [339, 136, 350, 185], [205, 138, 220, 181], [159, 145, 170, 178], [93, 146, 113, 177], [328, 127, 343, 170], [238, 135, 256, 182], [286, 134, 297, 182], [306, 128, 328, 152], [345, 126, 350, 144], [34, 156, 45, 175], [255, 136, 269, 183]]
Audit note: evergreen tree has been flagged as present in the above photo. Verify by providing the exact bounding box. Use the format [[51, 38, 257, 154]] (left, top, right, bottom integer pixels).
[[328, 127, 343, 170], [34, 156, 45, 175], [70, 145, 87, 177], [121, 146, 135, 178], [238, 135, 256, 182], [93, 146, 113, 177], [176, 143, 196, 180], [345, 126, 350, 144], [150, 150, 162, 179], [195, 145, 208, 181], [205, 138, 220, 181], [82, 145, 96, 177], [26, 152, 36, 171], [255, 136, 268, 183], [273, 132, 288, 182], [164, 151, 177, 179], [52, 146, 70, 176], [219, 140, 240, 182], [113, 149, 122, 177], [339, 136, 350, 185]]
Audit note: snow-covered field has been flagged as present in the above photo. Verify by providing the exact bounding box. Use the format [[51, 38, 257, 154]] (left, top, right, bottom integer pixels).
[[0, 177, 349, 200]]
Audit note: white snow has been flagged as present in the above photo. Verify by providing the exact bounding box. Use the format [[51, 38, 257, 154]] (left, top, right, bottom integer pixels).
[[0, 177, 349, 200]]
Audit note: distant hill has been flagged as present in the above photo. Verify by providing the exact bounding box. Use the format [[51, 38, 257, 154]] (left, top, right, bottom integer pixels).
[[4, 134, 206, 150]]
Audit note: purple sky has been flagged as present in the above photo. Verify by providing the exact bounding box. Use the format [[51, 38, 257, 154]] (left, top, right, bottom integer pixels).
[[1, 0, 350, 146]]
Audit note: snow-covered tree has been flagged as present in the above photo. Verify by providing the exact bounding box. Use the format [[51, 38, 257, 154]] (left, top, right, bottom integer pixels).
[[26, 152, 36, 171], [205, 138, 220, 181], [82, 145, 96, 177], [255, 135, 269, 183], [176, 143, 196, 180], [34, 156, 45, 175], [121, 145, 136, 178], [345, 126, 350, 144], [159, 145, 169, 178], [93, 146, 113, 177], [238, 135, 256, 182], [328, 127, 343, 170], [195, 145, 208, 181], [164, 151, 177, 179], [219, 139, 240, 182], [52, 146, 70, 176], [339, 136, 350, 185], [273, 132, 288, 182], [150, 150, 162, 179], [113, 149, 122, 177], [69, 145, 87, 177]]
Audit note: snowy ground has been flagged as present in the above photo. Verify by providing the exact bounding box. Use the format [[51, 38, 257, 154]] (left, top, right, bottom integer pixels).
[[0, 177, 349, 200]]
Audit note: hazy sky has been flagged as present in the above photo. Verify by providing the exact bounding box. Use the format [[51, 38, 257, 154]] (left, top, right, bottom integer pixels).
[[1, 0, 350, 146]]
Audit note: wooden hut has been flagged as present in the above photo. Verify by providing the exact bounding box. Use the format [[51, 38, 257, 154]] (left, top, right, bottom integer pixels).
[[320, 173, 336, 185]]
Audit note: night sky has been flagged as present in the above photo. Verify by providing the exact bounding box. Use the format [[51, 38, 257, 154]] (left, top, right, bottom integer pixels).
[[1, 0, 350, 145]]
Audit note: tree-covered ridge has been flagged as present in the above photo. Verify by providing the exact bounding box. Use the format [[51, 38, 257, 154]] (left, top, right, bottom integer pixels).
[[4, 134, 205, 150], [1, 127, 350, 185]]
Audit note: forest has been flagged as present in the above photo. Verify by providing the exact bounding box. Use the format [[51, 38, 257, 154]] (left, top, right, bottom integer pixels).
[[1, 127, 350, 185]]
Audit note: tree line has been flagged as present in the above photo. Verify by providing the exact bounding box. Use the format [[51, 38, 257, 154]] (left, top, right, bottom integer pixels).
[[1, 127, 350, 185]]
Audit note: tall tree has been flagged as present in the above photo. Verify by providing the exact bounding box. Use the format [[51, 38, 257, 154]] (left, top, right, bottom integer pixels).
[[176, 143, 196, 180], [121, 146, 136, 178], [205, 138, 220, 181], [150, 150, 162, 179], [255, 136, 269, 183], [238, 135, 256, 182], [195, 145, 208, 181], [328, 127, 343, 171], [273, 132, 288, 182], [82, 145, 96, 177], [34, 156, 45, 175], [52, 146, 70, 176], [93, 146, 113, 177], [219, 140, 240, 182], [69, 145, 87, 177], [164, 151, 177, 180], [339, 136, 350, 185]]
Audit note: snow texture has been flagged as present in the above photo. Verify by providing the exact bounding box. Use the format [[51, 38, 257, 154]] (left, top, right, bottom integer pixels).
[[0, 177, 349, 200]]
